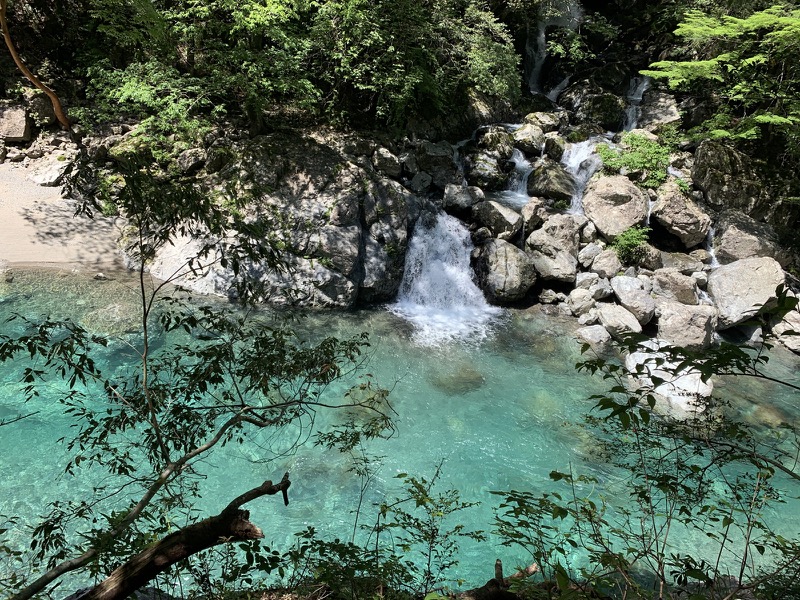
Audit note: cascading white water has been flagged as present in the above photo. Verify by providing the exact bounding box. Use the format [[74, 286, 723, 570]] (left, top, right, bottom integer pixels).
[[493, 148, 535, 210], [561, 138, 604, 213], [705, 226, 720, 268], [525, 0, 583, 93], [623, 76, 651, 131], [390, 212, 502, 345]]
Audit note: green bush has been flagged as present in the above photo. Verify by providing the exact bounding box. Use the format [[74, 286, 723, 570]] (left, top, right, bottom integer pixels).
[[597, 132, 672, 189], [611, 225, 651, 266]]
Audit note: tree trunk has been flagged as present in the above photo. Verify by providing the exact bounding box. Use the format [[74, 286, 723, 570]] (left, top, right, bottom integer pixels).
[[0, 0, 71, 130], [78, 475, 291, 600]]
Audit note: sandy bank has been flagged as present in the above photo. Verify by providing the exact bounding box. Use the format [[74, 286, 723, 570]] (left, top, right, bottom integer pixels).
[[0, 160, 124, 271]]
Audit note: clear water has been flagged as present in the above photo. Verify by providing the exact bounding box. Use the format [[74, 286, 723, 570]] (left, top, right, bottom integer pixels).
[[2, 268, 800, 594]]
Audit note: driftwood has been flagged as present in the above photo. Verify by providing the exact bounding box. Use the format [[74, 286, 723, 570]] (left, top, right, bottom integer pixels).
[[76, 474, 291, 600], [458, 560, 539, 600]]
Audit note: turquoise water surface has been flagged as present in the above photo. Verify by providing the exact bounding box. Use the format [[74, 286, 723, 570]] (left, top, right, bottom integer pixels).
[[1, 268, 799, 594]]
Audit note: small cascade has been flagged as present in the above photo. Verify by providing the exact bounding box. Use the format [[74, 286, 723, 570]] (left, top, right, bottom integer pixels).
[[705, 227, 720, 269], [546, 75, 571, 102], [525, 0, 583, 93], [493, 149, 535, 210], [561, 138, 604, 214], [390, 212, 502, 345], [623, 76, 651, 131]]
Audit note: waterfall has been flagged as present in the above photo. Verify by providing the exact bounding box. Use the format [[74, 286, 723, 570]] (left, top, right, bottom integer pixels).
[[561, 138, 604, 214], [623, 76, 651, 131], [525, 0, 583, 93], [705, 227, 720, 268], [493, 149, 535, 210], [389, 212, 502, 345]]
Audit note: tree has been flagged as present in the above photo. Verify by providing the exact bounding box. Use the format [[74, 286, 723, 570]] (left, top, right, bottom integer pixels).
[[0, 0, 71, 129], [642, 4, 800, 163], [1, 163, 393, 600], [494, 292, 800, 599]]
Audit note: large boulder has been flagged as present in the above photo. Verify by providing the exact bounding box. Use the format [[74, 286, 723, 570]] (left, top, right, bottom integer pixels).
[[713, 210, 789, 266], [568, 287, 596, 316], [590, 249, 623, 279], [656, 301, 718, 350], [512, 123, 545, 155], [443, 184, 484, 212], [610, 275, 655, 325], [372, 147, 402, 177], [652, 268, 699, 305], [416, 140, 460, 190], [0, 105, 31, 142], [525, 213, 586, 282], [527, 159, 575, 202], [692, 140, 767, 218], [473, 239, 536, 303], [559, 80, 626, 131], [27, 149, 77, 186], [651, 181, 711, 248], [637, 90, 681, 132], [597, 303, 642, 339], [707, 257, 785, 329], [583, 175, 648, 240], [472, 201, 522, 241]]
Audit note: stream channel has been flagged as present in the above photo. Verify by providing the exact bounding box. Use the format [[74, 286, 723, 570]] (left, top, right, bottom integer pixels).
[[1, 231, 800, 592]]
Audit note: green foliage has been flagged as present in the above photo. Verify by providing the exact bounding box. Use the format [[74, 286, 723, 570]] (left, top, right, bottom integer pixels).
[[308, 0, 520, 124], [597, 132, 672, 189], [641, 4, 800, 163], [611, 225, 651, 266], [493, 317, 800, 599]]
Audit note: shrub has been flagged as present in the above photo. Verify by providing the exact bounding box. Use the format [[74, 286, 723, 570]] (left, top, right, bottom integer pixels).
[[611, 225, 651, 266], [597, 132, 672, 189]]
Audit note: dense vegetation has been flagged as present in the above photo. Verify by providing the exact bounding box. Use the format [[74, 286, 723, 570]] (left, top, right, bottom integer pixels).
[[2, 0, 800, 599]]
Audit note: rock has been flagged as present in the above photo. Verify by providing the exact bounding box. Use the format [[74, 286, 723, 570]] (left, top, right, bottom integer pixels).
[[512, 123, 545, 155], [27, 92, 57, 126], [637, 90, 682, 132], [176, 148, 206, 174], [464, 148, 510, 191], [652, 268, 699, 305], [575, 324, 611, 349], [408, 171, 432, 193], [610, 275, 655, 325], [27, 151, 75, 186], [443, 184, 484, 212], [656, 301, 717, 350], [692, 140, 767, 218], [559, 80, 627, 131], [578, 242, 602, 268], [689, 248, 711, 265], [568, 287, 596, 316], [544, 133, 566, 161], [597, 303, 642, 339], [472, 201, 522, 241], [372, 147, 402, 177], [539, 289, 564, 304], [576, 271, 599, 290], [478, 126, 515, 157], [581, 220, 598, 243], [0, 105, 30, 142], [651, 181, 711, 248], [707, 257, 785, 329], [416, 141, 459, 190], [582, 175, 648, 240], [772, 294, 800, 354], [524, 111, 562, 133], [525, 213, 585, 282], [660, 252, 703, 275], [520, 198, 548, 233], [713, 210, 789, 266], [590, 249, 623, 278], [473, 239, 536, 303], [625, 341, 713, 416], [527, 159, 575, 201]]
